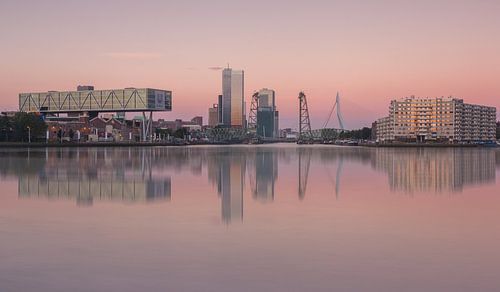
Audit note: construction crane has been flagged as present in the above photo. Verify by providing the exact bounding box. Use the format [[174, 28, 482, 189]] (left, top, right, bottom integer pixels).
[[298, 92, 312, 141]]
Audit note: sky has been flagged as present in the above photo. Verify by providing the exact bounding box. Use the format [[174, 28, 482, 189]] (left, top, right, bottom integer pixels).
[[0, 0, 499, 129]]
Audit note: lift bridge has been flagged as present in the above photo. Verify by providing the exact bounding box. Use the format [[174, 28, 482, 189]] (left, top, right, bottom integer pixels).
[[298, 91, 345, 142]]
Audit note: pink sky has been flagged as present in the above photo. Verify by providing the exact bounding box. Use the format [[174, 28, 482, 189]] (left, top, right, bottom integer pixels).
[[1, 0, 499, 129]]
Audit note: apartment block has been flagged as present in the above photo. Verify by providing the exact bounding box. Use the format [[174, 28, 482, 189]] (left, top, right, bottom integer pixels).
[[376, 96, 496, 143]]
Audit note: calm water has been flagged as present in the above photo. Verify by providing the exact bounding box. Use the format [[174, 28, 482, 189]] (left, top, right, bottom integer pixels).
[[1, 145, 500, 292]]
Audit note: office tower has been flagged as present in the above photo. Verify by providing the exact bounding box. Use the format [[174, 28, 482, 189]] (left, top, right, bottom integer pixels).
[[208, 104, 219, 127], [222, 68, 245, 127], [376, 96, 497, 143], [256, 88, 279, 138]]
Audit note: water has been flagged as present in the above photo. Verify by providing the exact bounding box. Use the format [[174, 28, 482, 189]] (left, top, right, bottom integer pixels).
[[1, 145, 499, 292]]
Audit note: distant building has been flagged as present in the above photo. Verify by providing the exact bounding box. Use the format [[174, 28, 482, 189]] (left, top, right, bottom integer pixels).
[[371, 121, 378, 140], [191, 116, 203, 127], [77, 85, 94, 91], [280, 128, 298, 139], [376, 96, 497, 142], [1, 111, 17, 118], [218, 95, 223, 123], [257, 108, 275, 138], [208, 104, 219, 127], [221, 68, 244, 127], [256, 88, 279, 138]]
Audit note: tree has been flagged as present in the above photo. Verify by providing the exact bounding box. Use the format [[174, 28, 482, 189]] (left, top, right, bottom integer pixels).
[[0, 116, 12, 142], [11, 113, 47, 142], [173, 128, 188, 139], [496, 121, 500, 140]]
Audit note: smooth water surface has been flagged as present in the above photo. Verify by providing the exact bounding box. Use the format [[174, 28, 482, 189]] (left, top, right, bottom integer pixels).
[[1, 145, 500, 292]]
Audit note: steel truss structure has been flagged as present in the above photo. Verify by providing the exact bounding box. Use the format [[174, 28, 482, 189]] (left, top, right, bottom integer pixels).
[[206, 128, 247, 142], [19, 88, 172, 113], [298, 92, 312, 140], [247, 92, 259, 130]]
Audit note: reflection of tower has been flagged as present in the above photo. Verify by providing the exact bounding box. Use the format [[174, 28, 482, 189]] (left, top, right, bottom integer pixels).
[[218, 153, 245, 223], [325, 156, 344, 199], [252, 151, 278, 202], [298, 148, 311, 200]]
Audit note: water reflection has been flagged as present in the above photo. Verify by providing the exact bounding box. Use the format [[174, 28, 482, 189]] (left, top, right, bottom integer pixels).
[[0, 146, 497, 213], [1, 148, 172, 206], [372, 148, 497, 194]]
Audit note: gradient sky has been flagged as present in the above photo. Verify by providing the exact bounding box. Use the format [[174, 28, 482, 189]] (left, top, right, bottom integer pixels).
[[1, 0, 499, 128]]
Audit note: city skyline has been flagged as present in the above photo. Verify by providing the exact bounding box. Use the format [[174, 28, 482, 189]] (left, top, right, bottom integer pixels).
[[1, 0, 500, 129]]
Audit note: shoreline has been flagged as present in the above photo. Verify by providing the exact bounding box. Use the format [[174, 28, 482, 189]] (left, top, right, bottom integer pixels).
[[0, 141, 496, 148]]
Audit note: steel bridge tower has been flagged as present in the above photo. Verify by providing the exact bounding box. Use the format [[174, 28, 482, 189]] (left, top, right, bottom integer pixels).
[[322, 92, 345, 130], [248, 92, 259, 130], [298, 92, 312, 140]]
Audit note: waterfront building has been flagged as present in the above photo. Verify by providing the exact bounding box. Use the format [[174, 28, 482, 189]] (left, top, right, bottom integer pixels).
[[256, 108, 277, 138], [208, 104, 219, 127], [20, 86, 172, 115], [221, 68, 245, 127], [376, 96, 496, 142], [256, 88, 279, 138]]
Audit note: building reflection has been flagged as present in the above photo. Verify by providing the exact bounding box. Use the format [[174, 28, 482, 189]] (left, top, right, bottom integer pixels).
[[208, 150, 246, 223], [250, 150, 278, 202], [0, 146, 496, 214], [12, 148, 172, 206], [372, 148, 496, 194]]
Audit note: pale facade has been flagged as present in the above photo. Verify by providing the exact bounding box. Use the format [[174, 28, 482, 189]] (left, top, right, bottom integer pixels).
[[377, 96, 496, 142], [208, 105, 219, 127], [222, 68, 245, 127]]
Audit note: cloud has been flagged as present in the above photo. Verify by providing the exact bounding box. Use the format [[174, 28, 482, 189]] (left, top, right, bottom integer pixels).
[[208, 66, 223, 71], [102, 52, 163, 60]]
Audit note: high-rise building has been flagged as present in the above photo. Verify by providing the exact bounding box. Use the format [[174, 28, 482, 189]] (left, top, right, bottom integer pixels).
[[208, 104, 219, 127], [256, 88, 279, 138], [218, 94, 223, 124], [376, 96, 496, 142], [257, 88, 275, 109], [222, 68, 244, 127]]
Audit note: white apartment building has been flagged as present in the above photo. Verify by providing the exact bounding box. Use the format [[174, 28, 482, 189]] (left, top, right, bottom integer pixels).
[[376, 96, 496, 142]]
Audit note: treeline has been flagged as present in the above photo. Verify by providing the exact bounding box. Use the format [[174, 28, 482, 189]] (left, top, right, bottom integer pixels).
[[0, 113, 47, 142], [337, 127, 372, 140]]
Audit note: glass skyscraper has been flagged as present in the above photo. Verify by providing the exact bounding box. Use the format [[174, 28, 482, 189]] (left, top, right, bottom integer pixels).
[[257, 88, 279, 138], [222, 68, 245, 127]]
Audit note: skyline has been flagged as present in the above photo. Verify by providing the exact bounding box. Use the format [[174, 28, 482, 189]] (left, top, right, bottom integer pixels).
[[1, 0, 500, 129]]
